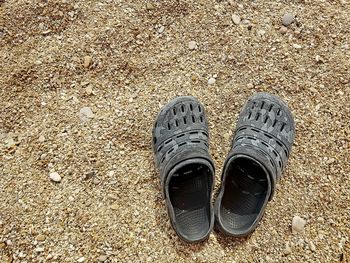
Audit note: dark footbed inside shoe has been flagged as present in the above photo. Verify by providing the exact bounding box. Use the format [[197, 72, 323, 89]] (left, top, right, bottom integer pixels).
[[220, 157, 268, 233], [169, 163, 212, 241]]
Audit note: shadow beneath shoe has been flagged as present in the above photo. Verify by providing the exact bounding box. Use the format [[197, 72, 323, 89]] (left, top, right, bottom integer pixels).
[[213, 226, 248, 250]]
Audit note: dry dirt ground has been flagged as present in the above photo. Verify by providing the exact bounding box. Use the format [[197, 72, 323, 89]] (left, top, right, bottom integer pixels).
[[0, 0, 349, 262]]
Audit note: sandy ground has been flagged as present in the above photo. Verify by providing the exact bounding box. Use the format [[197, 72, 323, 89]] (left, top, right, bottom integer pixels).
[[0, 0, 349, 262]]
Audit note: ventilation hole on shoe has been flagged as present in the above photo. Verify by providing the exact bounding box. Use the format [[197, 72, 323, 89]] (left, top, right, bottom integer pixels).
[[251, 128, 259, 132], [239, 127, 247, 131], [154, 121, 158, 127], [168, 148, 174, 154], [161, 156, 166, 163], [280, 123, 285, 131], [270, 159, 275, 167], [272, 120, 277, 127], [269, 104, 273, 112], [248, 111, 252, 119], [192, 140, 200, 143], [261, 141, 268, 147], [273, 150, 278, 157], [179, 142, 186, 147], [173, 108, 177, 115], [247, 136, 256, 140], [157, 145, 163, 152], [167, 123, 171, 130], [202, 131, 209, 137], [177, 134, 185, 138], [284, 149, 288, 157], [200, 116, 203, 122], [181, 105, 185, 112], [192, 115, 195, 123], [260, 101, 265, 109], [277, 108, 281, 116], [189, 131, 198, 135], [165, 139, 172, 145], [278, 160, 282, 168], [198, 105, 202, 112], [153, 137, 157, 144], [276, 140, 283, 147], [255, 113, 260, 121], [190, 104, 193, 111], [265, 133, 273, 139], [204, 142, 209, 147], [175, 119, 179, 127], [251, 102, 255, 109], [264, 116, 268, 123], [183, 116, 187, 124]]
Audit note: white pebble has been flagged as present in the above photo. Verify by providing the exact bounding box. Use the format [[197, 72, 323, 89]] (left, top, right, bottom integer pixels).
[[231, 14, 241, 25], [283, 243, 292, 255], [208, 77, 216, 85], [282, 13, 295, 26], [38, 135, 45, 143], [77, 257, 85, 262], [293, 44, 302, 49], [86, 85, 93, 95], [292, 216, 306, 233], [188, 41, 197, 50], [257, 30, 266, 36], [79, 107, 94, 121], [35, 247, 45, 253], [158, 25, 165, 34], [49, 172, 61, 183], [309, 241, 316, 252]]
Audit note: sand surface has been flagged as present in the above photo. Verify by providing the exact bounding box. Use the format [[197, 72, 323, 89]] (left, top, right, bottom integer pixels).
[[0, 1, 349, 262]]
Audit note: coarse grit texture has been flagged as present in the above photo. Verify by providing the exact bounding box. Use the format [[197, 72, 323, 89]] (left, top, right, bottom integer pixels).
[[0, 0, 349, 262]]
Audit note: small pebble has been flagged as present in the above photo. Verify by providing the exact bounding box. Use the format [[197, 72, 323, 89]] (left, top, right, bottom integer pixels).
[[283, 243, 292, 255], [79, 107, 94, 121], [83, 56, 92, 68], [5, 138, 16, 148], [110, 203, 119, 210], [98, 255, 108, 262], [310, 87, 318, 93], [158, 26, 165, 34], [257, 30, 266, 36], [49, 172, 61, 183], [326, 158, 335, 164], [38, 135, 45, 143], [85, 85, 93, 95], [35, 247, 44, 253], [292, 216, 306, 233], [282, 13, 295, 26], [309, 241, 316, 252], [293, 44, 302, 49], [231, 14, 241, 25], [315, 55, 324, 63], [317, 217, 325, 223], [146, 2, 154, 10], [188, 41, 197, 50], [208, 77, 216, 85], [36, 234, 46, 242], [280, 26, 288, 34], [77, 257, 85, 262]]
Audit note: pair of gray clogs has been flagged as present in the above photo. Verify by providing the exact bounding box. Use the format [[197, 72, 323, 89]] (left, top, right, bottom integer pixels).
[[152, 93, 295, 242]]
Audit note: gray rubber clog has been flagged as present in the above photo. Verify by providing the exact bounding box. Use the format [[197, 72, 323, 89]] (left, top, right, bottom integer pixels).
[[215, 92, 295, 237], [152, 96, 215, 243]]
